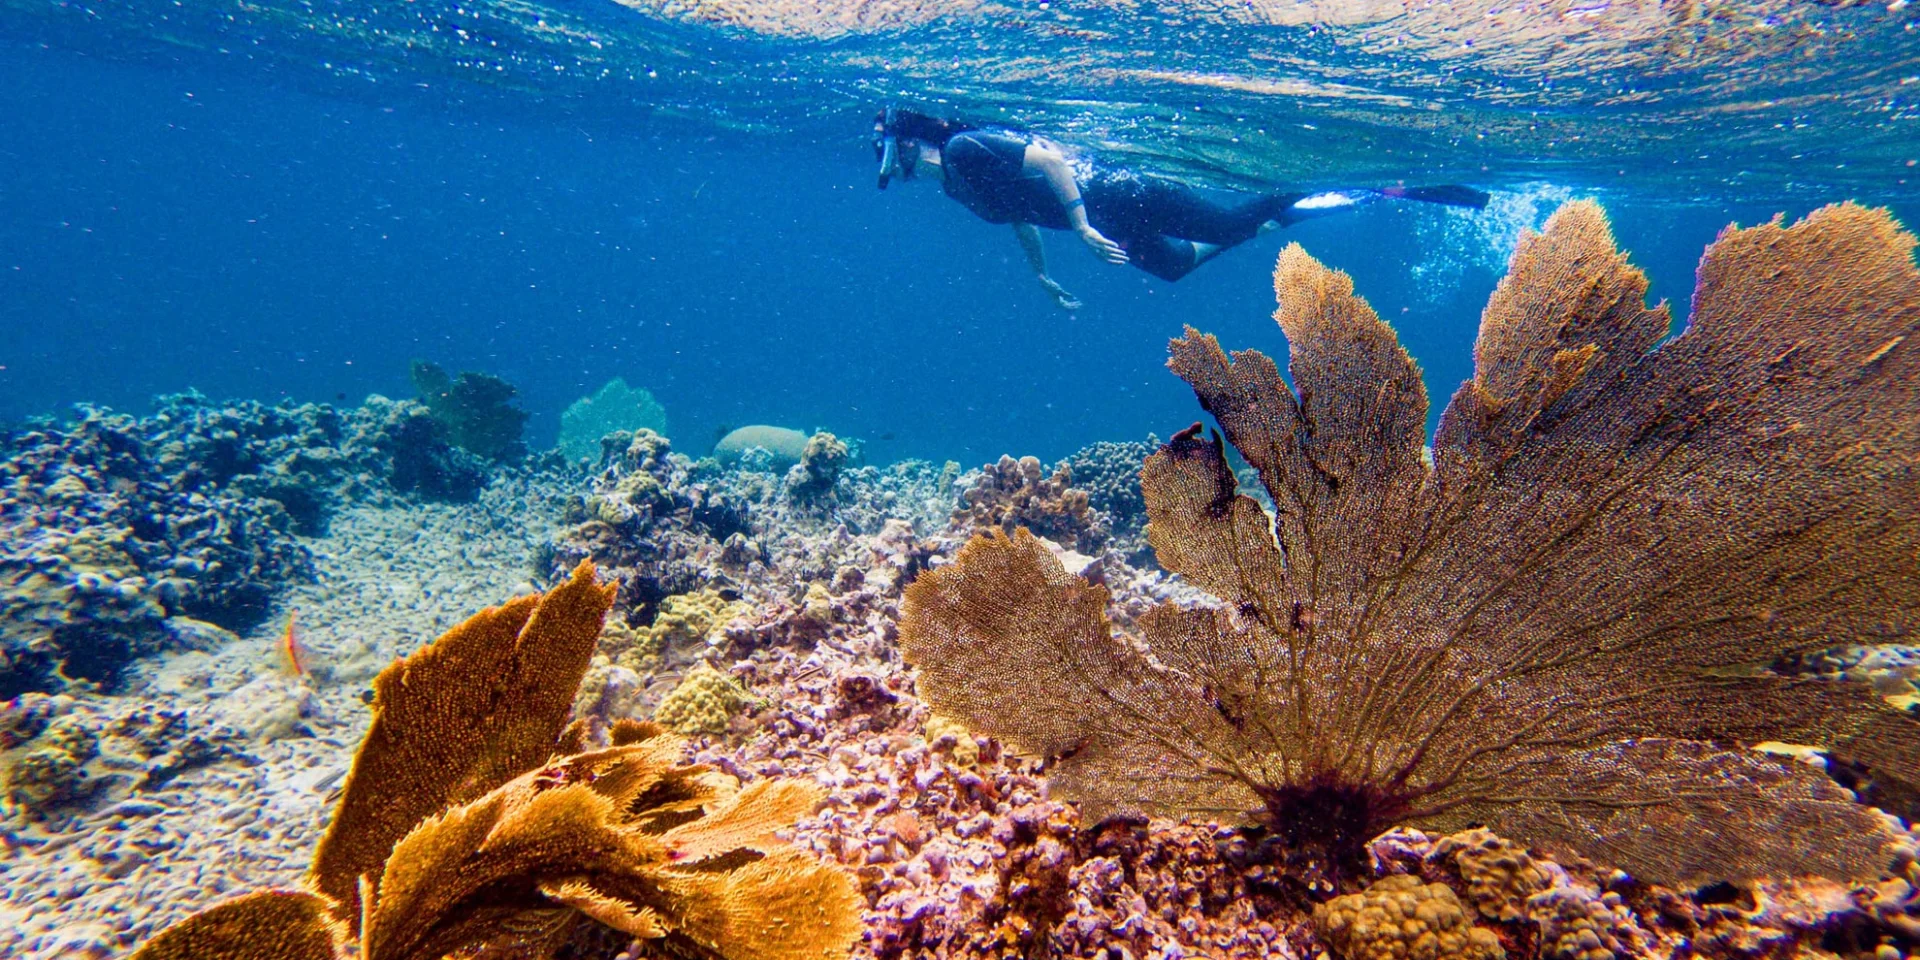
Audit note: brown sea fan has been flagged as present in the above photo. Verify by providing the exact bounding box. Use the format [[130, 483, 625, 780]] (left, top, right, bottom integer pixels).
[[901, 200, 1920, 889]]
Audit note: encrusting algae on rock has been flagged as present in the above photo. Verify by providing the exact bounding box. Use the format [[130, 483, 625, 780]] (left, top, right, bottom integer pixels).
[[128, 561, 862, 960], [901, 200, 1920, 893]]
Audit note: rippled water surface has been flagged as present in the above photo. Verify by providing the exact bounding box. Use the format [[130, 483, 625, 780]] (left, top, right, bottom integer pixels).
[[10, 0, 1917, 195], [2, 0, 1916, 460]]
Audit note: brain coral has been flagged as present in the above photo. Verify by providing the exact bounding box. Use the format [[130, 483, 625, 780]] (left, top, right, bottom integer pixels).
[[714, 425, 810, 468], [1313, 873, 1506, 960]]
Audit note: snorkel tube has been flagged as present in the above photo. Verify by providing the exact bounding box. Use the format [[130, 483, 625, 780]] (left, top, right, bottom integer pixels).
[[875, 106, 900, 190]]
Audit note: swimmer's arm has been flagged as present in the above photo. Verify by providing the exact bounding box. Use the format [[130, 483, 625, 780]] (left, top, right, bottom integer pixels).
[[1013, 222, 1082, 311], [1022, 144, 1091, 229], [1023, 144, 1126, 265]]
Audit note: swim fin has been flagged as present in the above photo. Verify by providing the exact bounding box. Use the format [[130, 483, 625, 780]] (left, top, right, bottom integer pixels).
[[1385, 184, 1491, 209]]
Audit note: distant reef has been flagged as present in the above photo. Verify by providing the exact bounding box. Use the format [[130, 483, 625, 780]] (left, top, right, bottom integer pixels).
[[0, 391, 522, 696]]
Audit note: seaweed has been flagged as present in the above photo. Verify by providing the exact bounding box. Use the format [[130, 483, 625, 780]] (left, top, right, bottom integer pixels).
[[901, 201, 1920, 891]]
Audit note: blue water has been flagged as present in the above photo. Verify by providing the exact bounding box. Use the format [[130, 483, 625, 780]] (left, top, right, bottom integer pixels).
[[3, 0, 1917, 465]]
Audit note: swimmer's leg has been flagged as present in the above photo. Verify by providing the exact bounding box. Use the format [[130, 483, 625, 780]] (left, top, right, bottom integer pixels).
[[1127, 235, 1206, 282], [1268, 184, 1491, 228], [1133, 178, 1289, 246]]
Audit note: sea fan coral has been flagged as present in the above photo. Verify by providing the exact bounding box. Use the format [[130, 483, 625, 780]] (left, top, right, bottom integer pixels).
[[308, 559, 617, 925], [901, 201, 1920, 889], [130, 562, 861, 960]]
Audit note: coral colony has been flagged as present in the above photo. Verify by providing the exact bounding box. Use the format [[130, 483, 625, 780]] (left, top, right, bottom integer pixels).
[[7, 202, 1920, 960]]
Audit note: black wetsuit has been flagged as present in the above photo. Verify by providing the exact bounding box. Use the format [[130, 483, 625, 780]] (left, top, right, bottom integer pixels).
[[942, 128, 1301, 282]]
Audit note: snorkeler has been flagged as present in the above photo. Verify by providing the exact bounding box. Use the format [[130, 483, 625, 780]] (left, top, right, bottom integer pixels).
[[873, 107, 1491, 310]]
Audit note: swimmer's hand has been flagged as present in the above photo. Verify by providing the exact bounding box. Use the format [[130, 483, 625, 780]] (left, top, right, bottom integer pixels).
[[1039, 275, 1083, 311], [1077, 225, 1127, 265]]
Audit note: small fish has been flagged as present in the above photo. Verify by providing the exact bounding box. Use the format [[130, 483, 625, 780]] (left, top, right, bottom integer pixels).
[[276, 608, 311, 678]]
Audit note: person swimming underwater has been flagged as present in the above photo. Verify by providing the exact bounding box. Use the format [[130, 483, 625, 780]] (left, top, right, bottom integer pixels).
[[873, 106, 1491, 310]]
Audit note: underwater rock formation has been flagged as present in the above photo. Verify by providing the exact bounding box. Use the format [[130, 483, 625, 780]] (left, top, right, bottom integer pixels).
[[131, 562, 861, 960], [901, 201, 1920, 889], [557, 377, 669, 463], [408, 360, 529, 462]]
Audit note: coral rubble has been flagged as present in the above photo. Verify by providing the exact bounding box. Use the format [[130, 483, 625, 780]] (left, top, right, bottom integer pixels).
[[901, 200, 1920, 890]]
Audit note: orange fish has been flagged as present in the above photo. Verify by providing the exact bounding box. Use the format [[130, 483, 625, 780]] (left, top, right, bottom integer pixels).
[[276, 608, 310, 678]]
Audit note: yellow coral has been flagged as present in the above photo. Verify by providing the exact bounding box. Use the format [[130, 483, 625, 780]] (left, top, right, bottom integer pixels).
[[1313, 874, 1506, 960], [1433, 828, 1552, 921], [802, 582, 836, 625], [924, 712, 980, 767], [648, 589, 748, 649], [597, 617, 661, 671], [653, 663, 754, 736], [3, 714, 98, 812]]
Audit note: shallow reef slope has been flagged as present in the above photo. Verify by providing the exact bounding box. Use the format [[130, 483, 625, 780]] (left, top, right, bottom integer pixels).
[[903, 200, 1920, 888]]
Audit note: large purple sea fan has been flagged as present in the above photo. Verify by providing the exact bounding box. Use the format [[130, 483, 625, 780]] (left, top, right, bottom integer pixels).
[[901, 200, 1920, 889]]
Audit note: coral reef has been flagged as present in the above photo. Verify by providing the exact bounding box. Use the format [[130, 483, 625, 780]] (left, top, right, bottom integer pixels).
[[951, 454, 1108, 554], [0, 405, 311, 695], [408, 361, 529, 461], [556, 377, 669, 463], [0, 389, 523, 697], [553, 426, 952, 628], [16, 393, 1919, 960], [1052, 439, 1152, 545], [130, 562, 861, 960], [1314, 874, 1506, 960], [900, 201, 1920, 889]]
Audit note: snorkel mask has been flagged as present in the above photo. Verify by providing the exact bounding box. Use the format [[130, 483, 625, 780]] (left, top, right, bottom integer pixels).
[[873, 106, 917, 189]]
